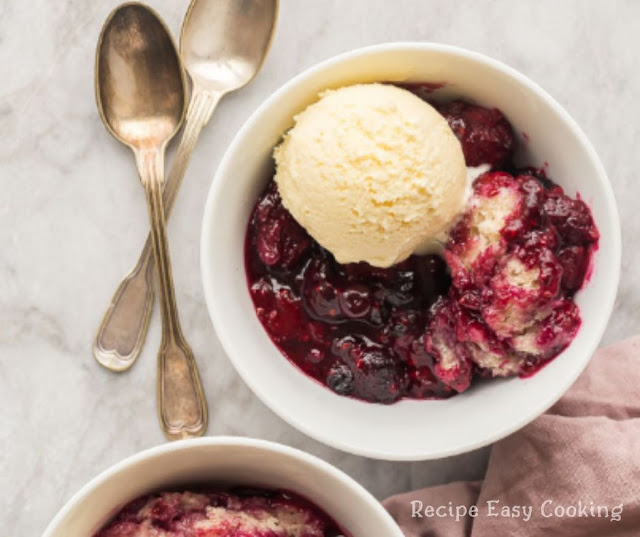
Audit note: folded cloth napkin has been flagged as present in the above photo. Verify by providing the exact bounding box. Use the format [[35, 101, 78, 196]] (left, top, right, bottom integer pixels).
[[383, 336, 640, 536]]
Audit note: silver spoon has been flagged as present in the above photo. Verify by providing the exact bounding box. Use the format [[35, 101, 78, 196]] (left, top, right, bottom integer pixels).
[[93, 0, 279, 372], [96, 3, 207, 439]]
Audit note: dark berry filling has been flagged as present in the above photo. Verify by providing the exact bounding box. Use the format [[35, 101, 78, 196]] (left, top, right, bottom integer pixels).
[[245, 90, 599, 404], [247, 211, 453, 403], [252, 181, 311, 269], [434, 99, 515, 168]]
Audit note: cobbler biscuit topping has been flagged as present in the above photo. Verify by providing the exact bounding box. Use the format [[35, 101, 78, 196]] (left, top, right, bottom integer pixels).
[[94, 489, 343, 537]]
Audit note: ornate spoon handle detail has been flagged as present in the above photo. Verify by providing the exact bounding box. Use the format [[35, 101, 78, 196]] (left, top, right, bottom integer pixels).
[[136, 147, 208, 439]]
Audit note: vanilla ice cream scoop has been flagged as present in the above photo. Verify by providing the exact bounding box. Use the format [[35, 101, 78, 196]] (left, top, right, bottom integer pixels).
[[274, 83, 467, 267]]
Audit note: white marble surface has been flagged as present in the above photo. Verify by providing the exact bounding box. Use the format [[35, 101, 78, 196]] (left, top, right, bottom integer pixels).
[[1, 0, 638, 534]]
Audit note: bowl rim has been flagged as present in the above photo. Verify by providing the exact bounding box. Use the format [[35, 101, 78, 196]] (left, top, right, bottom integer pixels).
[[200, 41, 621, 460], [42, 436, 403, 537]]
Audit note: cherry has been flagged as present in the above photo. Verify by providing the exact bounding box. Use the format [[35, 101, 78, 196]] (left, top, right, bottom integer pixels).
[[435, 100, 515, 167], [543, 191, 599, 245], [301, 255, 381, 324], [338, 284, 372, 319], [250, 277, 305, 343], [252, 182, 311, 268], [557, 245, 590, 293], [425, 299, 473, 393], [382, 309, 429, 366]]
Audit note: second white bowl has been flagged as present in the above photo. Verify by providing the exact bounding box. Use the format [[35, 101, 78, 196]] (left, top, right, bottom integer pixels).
[[43, 437, 403, 536]]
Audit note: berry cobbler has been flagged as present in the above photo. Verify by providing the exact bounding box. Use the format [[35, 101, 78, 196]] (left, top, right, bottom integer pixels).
[[245, 86, 599, 404], [94, 489, 344, 537]]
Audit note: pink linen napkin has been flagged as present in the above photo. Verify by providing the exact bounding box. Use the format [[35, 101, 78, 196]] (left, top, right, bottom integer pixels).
[[383, 336, 640, 536]]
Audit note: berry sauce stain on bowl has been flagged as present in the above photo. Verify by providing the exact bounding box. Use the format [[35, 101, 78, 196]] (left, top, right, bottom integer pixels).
[[244, 90, 599, 405]]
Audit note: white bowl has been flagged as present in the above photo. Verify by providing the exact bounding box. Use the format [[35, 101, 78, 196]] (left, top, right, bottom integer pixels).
[[201, 43, 620, 460], [42, 437, 403, 536]]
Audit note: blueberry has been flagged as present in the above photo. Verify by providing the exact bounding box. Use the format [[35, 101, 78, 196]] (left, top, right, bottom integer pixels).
[[326, 363, 354, 395]]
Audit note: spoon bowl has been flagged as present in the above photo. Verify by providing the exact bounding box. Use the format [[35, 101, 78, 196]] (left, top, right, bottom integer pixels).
[[181, 0, 278, 93], [96, 3, 186, 149]]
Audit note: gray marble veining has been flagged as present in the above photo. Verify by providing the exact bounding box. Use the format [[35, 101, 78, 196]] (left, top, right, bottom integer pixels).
[[1, 1, 638, 535]]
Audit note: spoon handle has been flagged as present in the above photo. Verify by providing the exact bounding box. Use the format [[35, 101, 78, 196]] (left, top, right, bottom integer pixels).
[[93, 87, 222, 371], [137, 147, 208, 440]]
